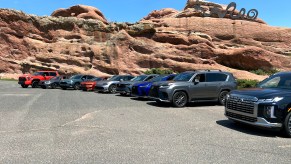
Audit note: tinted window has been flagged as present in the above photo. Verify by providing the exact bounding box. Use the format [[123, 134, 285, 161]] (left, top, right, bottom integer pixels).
[[173, 72, 195, 82], [49, 72, 57, 76], [70, 75, 82, 79], [87, 76, 95, 80], [145, 76, 156, 81], [131, 75, 147, 82], [166, 75, 175, 81], [206, 73, 228, 82], [193, 74, 206, 82]]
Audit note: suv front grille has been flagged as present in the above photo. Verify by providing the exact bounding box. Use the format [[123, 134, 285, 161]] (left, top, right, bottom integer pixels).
[[149, 86, 159, 98], [226, 96, 256, 114], [226, 111, 257, 122], [19, 77, 26, 82]]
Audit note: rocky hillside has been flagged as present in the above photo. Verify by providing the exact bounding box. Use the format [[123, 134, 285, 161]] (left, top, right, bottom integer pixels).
[[0, 1, 291, 80]]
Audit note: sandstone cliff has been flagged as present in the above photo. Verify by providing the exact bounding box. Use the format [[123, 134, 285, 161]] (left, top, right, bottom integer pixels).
[[0, 1, 290, 80]]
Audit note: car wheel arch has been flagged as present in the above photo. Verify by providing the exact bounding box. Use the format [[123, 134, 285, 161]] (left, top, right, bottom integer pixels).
[[173, 89, 189, 102]]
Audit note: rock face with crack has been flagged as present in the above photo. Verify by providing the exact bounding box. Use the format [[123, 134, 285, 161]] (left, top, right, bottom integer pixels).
[[0, 1, 290, 80]]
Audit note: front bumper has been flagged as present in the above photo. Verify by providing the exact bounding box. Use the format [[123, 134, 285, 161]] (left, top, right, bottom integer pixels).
[[116, 87, 130, 93], [60, 83, 74, 88], [18, 81, 31, 85], [225, 110, 282, 129], [95, 85, 109, 92], [148, 87, 171, 102]]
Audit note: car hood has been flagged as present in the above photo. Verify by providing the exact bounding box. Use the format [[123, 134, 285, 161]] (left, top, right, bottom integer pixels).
[[231, 88, 291, 99], [61, 79, 74, 83], [96, 80, 119, 85], [19, 74, 33, 78], [152, 81, 189, 86]]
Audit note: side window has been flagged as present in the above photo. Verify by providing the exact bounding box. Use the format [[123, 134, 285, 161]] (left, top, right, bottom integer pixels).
[[87, 76, 94, 80], [206, 73, 228, 82], [127, 76, 134, 81], [193, 74, 206, 82], [145, 76, 155, 81], [49, 72, 57, 76], [43, 72, 49, 76]]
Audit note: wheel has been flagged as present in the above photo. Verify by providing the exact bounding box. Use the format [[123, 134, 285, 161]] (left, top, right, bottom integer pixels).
[[51, 83, 57, 89], [218, 90, 229, 105], [41, 86, 47, 89], [283, 112, 291, 138], [108, 85, 117, 93], [31, 81, 39, 88], [172, 91, 188, 108], [61, 87, 67, 90], [21, 84, 28, 88], [73, 83, 80, 90]]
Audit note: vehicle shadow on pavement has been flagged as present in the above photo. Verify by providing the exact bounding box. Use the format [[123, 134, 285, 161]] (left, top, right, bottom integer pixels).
[[216, 120, 285, 138], [130, 97, 151, 101], [146, 102, 220, 108]]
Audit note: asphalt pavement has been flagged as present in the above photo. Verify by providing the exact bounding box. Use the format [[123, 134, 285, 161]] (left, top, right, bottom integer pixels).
[[0, 81, 290, 163]]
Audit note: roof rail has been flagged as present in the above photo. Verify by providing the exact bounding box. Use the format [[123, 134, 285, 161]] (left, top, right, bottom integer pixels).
[[194, 69, 222, 72]]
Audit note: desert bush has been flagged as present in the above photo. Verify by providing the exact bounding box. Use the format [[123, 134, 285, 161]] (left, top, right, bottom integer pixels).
[[237, 79, 259, 89], [144, 68, 174, 75]]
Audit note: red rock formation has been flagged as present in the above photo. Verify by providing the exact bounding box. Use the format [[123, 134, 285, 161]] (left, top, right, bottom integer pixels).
[[51, 5, 108, 24], [0, 1, 290, 80]]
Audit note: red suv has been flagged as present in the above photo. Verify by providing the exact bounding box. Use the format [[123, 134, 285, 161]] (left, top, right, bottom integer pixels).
[[18, 71, 59, 88]]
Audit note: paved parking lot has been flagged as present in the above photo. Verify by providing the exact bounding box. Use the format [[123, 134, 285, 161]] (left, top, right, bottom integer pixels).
[[0, 81, 290, 163]]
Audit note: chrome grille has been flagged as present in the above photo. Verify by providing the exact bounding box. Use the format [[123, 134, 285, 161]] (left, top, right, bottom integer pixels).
[[149, 86, 159, 98], [226, 95, 256, 114]]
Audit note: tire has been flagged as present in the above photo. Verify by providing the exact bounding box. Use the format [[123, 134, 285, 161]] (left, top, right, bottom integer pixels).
[[218, 90, 229, 105], [21, 84, 28, 88], [31, 81, 39, 88], [51, 83, 57, 89], [73, 83, 80, 90], [283, 112, 291, 138], [108, 85, 117, 93], [172, 91, 188, 108], [41, 86, 47, 89]]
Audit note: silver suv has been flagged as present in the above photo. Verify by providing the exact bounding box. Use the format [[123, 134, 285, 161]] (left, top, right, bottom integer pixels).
[[148, 70, 237, 107]]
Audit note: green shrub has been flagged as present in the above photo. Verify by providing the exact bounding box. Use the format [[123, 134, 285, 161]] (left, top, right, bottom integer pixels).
[[237, 79, 259, 89], [144, 68, 174, 75], [250, 68, 279, 76]]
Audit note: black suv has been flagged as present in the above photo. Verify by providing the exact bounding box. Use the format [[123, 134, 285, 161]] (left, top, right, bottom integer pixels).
[[225, 72, 291, 137], [149, 70, 237, 107]]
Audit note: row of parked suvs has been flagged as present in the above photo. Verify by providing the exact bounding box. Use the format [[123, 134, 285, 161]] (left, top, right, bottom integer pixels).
[[18, 70, 291, 137]]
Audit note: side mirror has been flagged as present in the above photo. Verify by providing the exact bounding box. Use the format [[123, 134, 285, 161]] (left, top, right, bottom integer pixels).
[[194, 79, 200, 84]]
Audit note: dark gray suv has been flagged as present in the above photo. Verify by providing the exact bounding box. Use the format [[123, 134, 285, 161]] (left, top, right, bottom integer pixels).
[[149, 70, 237, 107]]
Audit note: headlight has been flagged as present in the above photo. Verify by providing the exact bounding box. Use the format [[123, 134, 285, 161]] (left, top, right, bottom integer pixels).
[[70, 80, 74, 83], [226, 94, 230, 100], [45, 81, 51, 84], [258, 97, 284, 102], [159, 83, 174, 88]]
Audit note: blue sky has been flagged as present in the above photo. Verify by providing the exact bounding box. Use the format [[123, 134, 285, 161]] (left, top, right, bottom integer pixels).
[[0, 0, 290, 27]]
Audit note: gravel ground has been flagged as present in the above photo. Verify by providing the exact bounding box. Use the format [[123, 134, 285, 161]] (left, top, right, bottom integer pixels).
[[0, 81, 290, 163]]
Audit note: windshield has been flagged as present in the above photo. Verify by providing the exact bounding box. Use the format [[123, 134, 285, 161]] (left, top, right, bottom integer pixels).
[[91, 77, 102, 81], [173, 72, 195, 82], [130, 75, 147, 82], [150, 75, 167, 82], [109, 76, 124, 81], [259, 74, 291, 89], [70, 75, 82, 79]]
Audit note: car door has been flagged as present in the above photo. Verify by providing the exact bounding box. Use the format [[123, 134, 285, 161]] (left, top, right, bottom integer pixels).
[[189, 73, 209, 101], [205, 73, 228, 99]]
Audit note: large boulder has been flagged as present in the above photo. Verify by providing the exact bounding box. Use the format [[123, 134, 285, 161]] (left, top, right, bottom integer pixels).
[[51, 5, 108, 24]]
